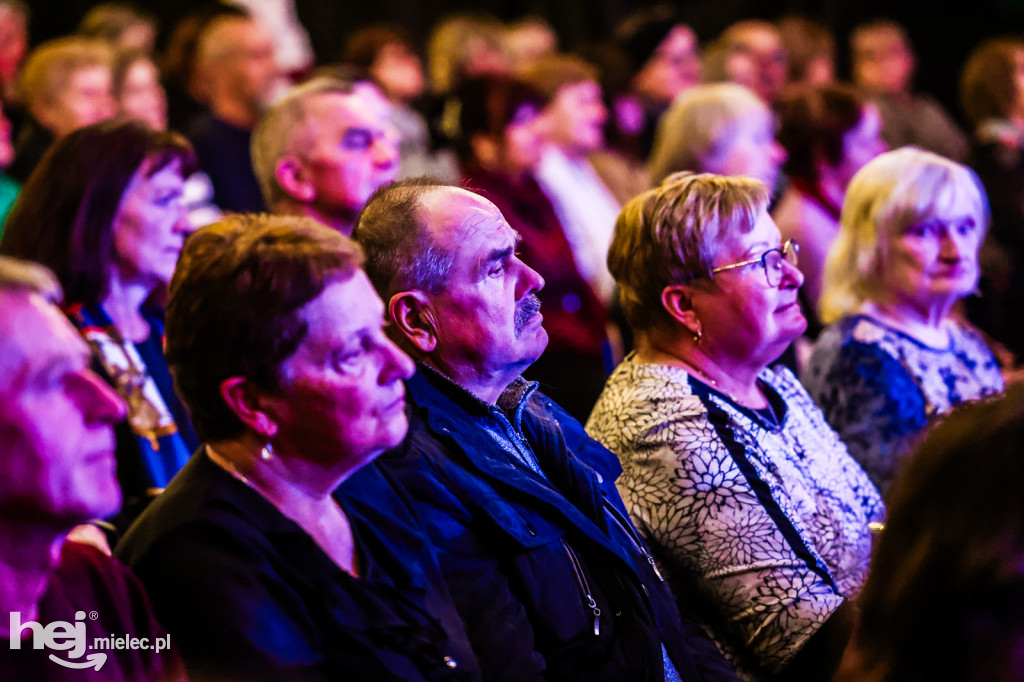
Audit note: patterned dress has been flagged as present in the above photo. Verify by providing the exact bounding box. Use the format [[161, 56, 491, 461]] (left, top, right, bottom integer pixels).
[[803, 314, 1004, 495], [586, 357, 883, 679]]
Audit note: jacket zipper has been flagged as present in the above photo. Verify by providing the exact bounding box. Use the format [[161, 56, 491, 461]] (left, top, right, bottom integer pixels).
[[561, 539, 602, 636], [604, 501, 665, 582]]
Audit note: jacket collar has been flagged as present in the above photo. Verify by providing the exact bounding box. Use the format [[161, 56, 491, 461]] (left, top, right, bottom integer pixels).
[[406, 365, 616, 546]]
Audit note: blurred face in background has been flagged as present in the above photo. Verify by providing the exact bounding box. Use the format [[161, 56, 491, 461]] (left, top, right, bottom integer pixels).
[[503, 102, 549, 172], [370, 41, 425, 103], [853, 27, 915, 94], [118, 57, 168, 131], [35, 64, 116, 138], [703, 109, 787, 189], [728, 24, 788, 104], [632, 25, 701, 104], [198, 17, 278, 112], [543, 79, 607, 155]]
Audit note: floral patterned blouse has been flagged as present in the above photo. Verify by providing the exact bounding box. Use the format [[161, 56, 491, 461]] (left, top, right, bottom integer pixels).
[[586, 357, 883, 679], [803, 314, 1004, 495]]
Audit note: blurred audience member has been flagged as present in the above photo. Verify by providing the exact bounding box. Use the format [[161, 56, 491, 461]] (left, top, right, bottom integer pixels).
[[458, 74, 609, 421], [850, 20, 968, 162], [706, 21, 788, 105], [805, 147, 1004, 495], [113, 49, 165, 130], [773, 84, 886, 343], [10, 37, 115, 182], [522, 53, 619, 304], [960, 36, 1024, 360], [504, 16, 557, 72], [354, 177, 737, 682], [77, 3, 157, 54], [612, 6, 700, 161], [425, 13, 511, 159], [0, 0, 27, 104], [649, 83, 786, 192], [342, 24, 458, 180], [158, 4, 248, 133], [113, 48, 221, 229], [187, 13, 277, 212], [233, 0, 315, 81], [776, 15, 836, 88], [837, 382, 1024, 682], [1, 120, 201, 530], [0, 256, 183, 681], [589, 172, 883, 680], [252, 77, 399, 235], [427, 13, 509, 97], [117, 214, 480, 681]]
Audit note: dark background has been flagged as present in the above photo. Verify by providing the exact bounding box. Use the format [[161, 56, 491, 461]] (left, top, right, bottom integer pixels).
[[23, 0, 1024, 127]]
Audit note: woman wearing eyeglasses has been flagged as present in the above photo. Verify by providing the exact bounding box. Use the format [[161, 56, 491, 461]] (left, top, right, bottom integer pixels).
[[587, 172, 884, 681], [803, 147, 1004, 496]]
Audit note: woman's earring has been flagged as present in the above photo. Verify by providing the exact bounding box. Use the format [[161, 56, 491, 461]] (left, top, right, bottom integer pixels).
[[693, 327, 702, 344], [260, 443, 274, 461]]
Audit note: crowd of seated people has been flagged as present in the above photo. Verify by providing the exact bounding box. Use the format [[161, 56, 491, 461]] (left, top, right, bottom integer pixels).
[[4, 5, 1024, 681]]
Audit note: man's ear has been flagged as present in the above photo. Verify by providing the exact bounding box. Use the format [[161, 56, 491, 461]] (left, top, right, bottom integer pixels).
[[274, 156, 315, 203], [661, 283, 702, 337], [220, 377, 279, 439], [389, 290, 438, 354]]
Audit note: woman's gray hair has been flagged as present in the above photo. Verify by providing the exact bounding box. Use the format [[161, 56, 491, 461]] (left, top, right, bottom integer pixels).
[[820, 146, 990, 324]]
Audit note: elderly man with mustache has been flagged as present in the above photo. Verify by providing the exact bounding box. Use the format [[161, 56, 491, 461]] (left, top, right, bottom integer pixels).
[[352, 178, 737, 682]]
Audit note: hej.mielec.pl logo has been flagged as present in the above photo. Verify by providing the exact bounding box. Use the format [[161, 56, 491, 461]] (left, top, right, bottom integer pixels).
[[9, 610, 171, 671]]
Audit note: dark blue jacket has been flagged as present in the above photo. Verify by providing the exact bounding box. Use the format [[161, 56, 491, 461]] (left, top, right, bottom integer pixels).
[[376, 367, 737, 682]]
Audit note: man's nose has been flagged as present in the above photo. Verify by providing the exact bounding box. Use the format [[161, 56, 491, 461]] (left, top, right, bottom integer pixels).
[[516, 258, 545, 298]]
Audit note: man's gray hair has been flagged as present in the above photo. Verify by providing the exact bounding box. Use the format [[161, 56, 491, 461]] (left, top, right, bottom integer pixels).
[[0, 256, 63, 303], [251, 77, 355, 210], [352, 177, 457, 299]]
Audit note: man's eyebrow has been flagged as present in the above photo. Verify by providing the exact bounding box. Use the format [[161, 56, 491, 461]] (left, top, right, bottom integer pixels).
[[483, 245, 515, 266]]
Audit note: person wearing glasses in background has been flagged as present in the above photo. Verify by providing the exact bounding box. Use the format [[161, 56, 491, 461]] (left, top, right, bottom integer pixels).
[[587, 172, 884, 681]]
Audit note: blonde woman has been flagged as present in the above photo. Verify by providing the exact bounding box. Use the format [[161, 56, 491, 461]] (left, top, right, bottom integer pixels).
[[803, 147, 1004, 495]]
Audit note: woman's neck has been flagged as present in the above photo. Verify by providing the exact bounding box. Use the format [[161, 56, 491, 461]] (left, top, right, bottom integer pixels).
[[636, 333, 768, 408], [206, 440, 360, 576], [861, 298, 953, 347], [101, 271, 154, 343]]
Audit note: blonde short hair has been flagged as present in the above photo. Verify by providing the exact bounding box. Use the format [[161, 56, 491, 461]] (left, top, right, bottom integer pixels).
[[820, 147, 989, 324], [648, 82, 766, 185], [609, 171, 769, 333], [19, 37, 112, 106]]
